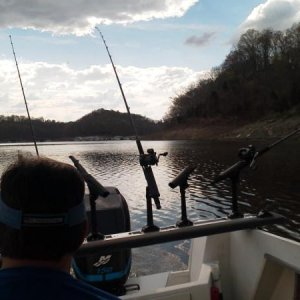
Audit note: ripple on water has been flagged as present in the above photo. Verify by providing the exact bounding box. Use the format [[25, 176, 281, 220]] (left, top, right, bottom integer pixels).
[[0, 140, 299, 272]]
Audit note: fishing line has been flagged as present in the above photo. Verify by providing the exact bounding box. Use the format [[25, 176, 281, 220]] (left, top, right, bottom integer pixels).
[[9, 35, 39, 156]]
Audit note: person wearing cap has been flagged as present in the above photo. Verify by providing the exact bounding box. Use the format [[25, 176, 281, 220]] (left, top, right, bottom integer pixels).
[[0, 156, 119, 300]]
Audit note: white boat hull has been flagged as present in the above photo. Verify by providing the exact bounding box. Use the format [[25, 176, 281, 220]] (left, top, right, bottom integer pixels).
[[121, 229, 300, 300]]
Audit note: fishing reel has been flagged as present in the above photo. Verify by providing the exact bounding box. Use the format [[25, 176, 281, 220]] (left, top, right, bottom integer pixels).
[[238, 145, 256, 161], [139, 149, 168, 167], [238, 145, 259, 169]]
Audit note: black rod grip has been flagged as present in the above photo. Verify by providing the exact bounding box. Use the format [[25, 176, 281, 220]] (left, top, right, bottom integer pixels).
[[169, 166, 196, 189], [213, 160, 247, 184], [69, 156, 109, 198], [143, 166, 161, 209]]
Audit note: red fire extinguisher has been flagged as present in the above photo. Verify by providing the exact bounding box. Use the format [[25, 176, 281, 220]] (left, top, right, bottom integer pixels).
[[211, 285, 221, 300], [210, 262, 222, 300]]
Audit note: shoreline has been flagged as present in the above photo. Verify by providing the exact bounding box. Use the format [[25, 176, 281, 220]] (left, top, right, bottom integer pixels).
[[146, 115, 300, 141], [0, 116, 299, 144]]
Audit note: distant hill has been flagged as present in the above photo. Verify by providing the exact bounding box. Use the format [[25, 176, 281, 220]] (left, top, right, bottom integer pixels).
[[68, 109, 159, 137], [0, 109, 162, 142]]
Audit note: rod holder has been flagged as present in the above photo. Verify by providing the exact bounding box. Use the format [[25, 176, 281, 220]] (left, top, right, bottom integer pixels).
[[213, 129, 300, 218], [176, 184, 193, 227], [87, 193, 105, 241], [142, 187, 160, 232], [169, 166, 195, 227], [228, 173, 243, 219]]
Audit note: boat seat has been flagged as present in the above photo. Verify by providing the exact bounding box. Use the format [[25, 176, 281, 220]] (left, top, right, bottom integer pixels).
[[254, 254, 299, 300]]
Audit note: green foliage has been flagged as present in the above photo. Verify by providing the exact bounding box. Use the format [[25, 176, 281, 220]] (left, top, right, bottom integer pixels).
[[165, 23, 300, 123]]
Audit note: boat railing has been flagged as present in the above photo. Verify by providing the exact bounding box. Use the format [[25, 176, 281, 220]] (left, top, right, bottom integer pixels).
[[76, 212, 285, 256]]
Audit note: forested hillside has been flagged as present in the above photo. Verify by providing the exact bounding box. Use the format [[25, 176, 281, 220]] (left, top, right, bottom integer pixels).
[[165, 23, 300, 123], [0, 109, 160, 142]]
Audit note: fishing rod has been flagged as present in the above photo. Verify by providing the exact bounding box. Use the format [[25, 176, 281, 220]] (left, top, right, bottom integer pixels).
[[95, 28, 167, 232], [250, 127, 300, 167], [9, 35, 39, 156], [213, 127, 300, 218], [95, 28, 139, 143], [69, 155, 109, 241]]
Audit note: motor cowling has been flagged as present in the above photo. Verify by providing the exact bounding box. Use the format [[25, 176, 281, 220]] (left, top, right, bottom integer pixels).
[[72, 187, 131, 296]]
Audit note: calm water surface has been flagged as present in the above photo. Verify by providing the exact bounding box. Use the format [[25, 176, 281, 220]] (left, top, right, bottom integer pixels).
[[0, 140, 299, 275]]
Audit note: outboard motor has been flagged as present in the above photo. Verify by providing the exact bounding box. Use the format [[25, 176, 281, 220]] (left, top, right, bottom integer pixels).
[[69, 156, 132, 296]]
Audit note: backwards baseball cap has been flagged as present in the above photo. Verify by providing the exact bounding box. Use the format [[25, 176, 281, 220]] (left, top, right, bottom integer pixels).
[[0, 194, 86, 230]]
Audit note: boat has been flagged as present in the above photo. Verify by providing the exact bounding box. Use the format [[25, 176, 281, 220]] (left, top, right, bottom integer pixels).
[[118, 221, 300, 300], [77, 212, 300, 300], [69, 32, 300, 300], [69, 131, 300, 300], [9, 31, 300, 300]]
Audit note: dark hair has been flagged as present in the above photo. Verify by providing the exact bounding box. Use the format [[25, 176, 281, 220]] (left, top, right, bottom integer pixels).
[[0, 156, 86, 261]]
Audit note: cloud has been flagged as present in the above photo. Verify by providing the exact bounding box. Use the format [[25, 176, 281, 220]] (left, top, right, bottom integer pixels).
[[0, 59, 206, 121], [185, 32, 216, 47], [0, 0, 198, 36], [240, 0, 300, 33]]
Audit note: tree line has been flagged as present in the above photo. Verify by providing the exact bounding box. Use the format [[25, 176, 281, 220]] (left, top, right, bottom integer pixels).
[[165, 23, 300, 123], [0, 109, 161, 142]]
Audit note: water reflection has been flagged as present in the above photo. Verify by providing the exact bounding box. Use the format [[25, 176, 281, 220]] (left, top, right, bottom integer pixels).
[[0, 140, 299, 273]]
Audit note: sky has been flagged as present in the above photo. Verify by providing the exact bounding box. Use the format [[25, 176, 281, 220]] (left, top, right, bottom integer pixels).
[[1, 0, 300, 122]]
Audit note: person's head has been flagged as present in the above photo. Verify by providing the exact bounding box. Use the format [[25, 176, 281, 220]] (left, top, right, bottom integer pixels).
[[0, 156, 86, 262]]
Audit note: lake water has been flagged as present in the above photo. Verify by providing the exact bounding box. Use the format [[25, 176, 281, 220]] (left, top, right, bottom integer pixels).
[[0, 139, 299, 275]]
